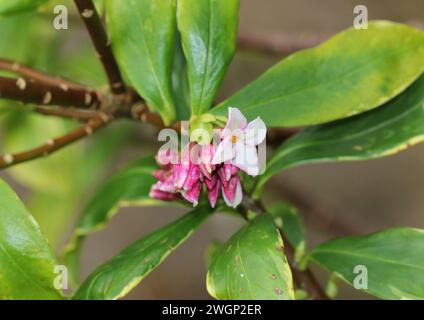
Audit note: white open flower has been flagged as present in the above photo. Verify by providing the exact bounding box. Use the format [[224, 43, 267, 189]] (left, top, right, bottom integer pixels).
[[212, 107, 266, 176]]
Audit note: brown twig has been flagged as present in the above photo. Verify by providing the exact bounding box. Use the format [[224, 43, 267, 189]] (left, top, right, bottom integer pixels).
[[34, 106, 101, 121], [0, 58, 90, 91], [0, 115, 111, 169], [0, 76, 100, 109], [240, 195, 329, 300], [0, 73, 161, 172], [74, 0, 126, 95]]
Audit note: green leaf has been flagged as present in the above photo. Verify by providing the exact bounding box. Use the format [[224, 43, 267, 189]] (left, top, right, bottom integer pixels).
[[309, 228, 424, 300], [268, 203, 306, 262], [106, 0, 176, 125], [205, 240, 224, 268], [177, 0, 239, 115], [211, 21, 424, 127], [207, 214, 294, 300], [172, 34, 191, 120], [0, 179, 62, 299], [255, 73, 424, 197], [62, 156, 162, 284], [0, 0, 48, 16], [74, 206, 213, 300]]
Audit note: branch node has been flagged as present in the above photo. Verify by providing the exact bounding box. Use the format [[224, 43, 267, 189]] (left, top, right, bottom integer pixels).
[[60, 83, 69, 92], [16, 78, 27, 90], [43, 91, 53, 104], [84, 126, 94, 135], [99, 112, 110, 123], [85, 92, 93, 106], [82, 9, 94, 18], [3, 154, 14, 165]]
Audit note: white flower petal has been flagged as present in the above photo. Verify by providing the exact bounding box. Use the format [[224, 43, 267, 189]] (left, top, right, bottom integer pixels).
[[224, 107, 248, 133], [212, 137, 234, 164], [233, 144, 259, 176], [242, 117, 267, 146]]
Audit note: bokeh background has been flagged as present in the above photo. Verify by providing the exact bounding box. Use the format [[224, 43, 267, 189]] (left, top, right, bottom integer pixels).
[[1, 0, 423, 299]]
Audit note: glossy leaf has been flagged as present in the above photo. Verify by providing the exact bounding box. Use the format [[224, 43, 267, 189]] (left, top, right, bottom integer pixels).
[[205, 240, 224, 268], [106, 0, 176, 125], [0, 179, 62, 300], [74, 206, 213, 300], [255, 73, 424, 196], [177, 0, 239, 115], [0, 0, 48, 16], [269, 203, 306, 262], [212, 21, 424, 127], [207, 214, 294, 300], [62, 156, 162, 283], [172, 35, 191, 120], [309, 228, 424, 299]]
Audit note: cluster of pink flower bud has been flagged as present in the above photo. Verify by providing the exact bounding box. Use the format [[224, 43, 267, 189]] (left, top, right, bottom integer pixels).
[[150, 144, 242, 208], [149, 108, 266, 208]]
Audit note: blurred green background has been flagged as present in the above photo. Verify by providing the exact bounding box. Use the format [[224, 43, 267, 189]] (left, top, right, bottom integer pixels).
[[0, 0, 423, 299]]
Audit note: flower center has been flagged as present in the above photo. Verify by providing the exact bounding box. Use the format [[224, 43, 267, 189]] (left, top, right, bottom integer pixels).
[[231, 135, 239, 144]]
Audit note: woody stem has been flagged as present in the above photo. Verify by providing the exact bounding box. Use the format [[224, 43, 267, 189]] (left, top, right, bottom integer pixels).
[[74, 0, 126, 95]]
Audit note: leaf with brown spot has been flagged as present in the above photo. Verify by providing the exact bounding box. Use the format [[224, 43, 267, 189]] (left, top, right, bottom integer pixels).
[[207, 214, 294, 300]]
